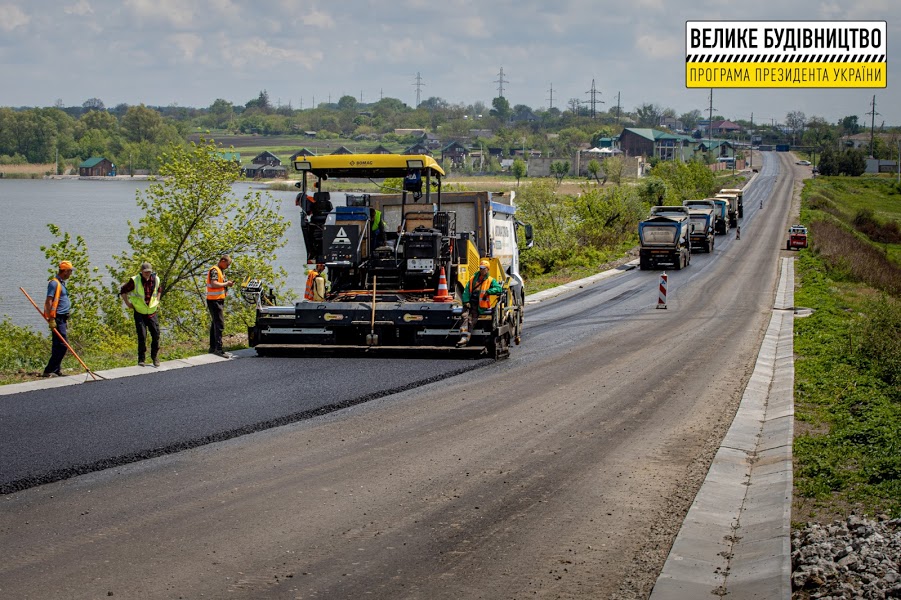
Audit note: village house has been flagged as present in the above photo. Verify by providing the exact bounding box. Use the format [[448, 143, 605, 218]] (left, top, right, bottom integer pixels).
[[78, 157, 114, 176]]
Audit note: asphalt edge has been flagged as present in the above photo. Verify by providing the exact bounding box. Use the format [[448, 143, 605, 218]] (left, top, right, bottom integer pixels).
[[650, 256, 794, 600]]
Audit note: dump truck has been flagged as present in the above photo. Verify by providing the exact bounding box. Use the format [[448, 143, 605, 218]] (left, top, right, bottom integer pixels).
[[719, 187, 744, 218], [687, 208, 715, 252], [638, 215, 691, 270], [244, 154, 532, 359], [649, 205, 692, 219], [786, 225, 808, 250], [708, 198, 730, 234], [715, 191, 741, 228]]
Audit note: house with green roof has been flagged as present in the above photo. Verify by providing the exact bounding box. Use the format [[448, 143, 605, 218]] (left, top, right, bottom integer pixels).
[[619, 129, 696, 161], [78, 157, 114, 177]]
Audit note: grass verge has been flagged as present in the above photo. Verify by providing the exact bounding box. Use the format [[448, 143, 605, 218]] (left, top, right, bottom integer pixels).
[[792, 176, 901, 523]]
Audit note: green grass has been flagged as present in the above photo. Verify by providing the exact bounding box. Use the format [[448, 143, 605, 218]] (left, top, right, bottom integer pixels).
[[793, 176, 901, 521]]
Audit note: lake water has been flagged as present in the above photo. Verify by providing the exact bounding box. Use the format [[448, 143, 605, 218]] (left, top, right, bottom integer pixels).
[[0, 179, 325, 329]]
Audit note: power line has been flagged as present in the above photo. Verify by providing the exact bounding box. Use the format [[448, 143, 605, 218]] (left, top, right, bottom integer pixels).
[[585, 78, 604, 119], [413, 72, 424, 107], [495, 67, 509, 98], [866, 94, 879, 157]]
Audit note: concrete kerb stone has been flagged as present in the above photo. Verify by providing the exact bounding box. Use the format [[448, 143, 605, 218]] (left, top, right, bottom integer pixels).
[[523, 260, 638, 304], [651, 257, 795, 600]]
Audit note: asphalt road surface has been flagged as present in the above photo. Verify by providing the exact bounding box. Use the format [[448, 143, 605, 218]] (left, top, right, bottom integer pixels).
[[0, 152, 798, 599]]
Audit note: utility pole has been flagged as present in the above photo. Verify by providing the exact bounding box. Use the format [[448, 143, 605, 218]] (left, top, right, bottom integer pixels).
[[547, 83, 554, 110], [413, 72, 424, 108], [360, 90, 363, 103], [615, 91, 621, 125], [707, 89, 716, 163], [495, 67, 509, 98], [749, 112, 753, 168], [585, 78, 604, 119], [866, 94, 879, 158]]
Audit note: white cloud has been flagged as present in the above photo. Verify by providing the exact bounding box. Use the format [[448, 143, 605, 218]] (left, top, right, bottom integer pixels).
[[220, 36, 322, 70], [64, 0, 93, 15], [0, 4, 29, 31], [302, 8, 334, 29], [167, 32, 203, 62], [124, 0, 195, 28]]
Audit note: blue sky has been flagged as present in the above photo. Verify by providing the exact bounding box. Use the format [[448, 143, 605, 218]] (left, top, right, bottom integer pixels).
[[0, 0, 897, 126]]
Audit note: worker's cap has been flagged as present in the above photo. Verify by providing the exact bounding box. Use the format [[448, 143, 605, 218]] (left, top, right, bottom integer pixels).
[[140, 261, 153, 273], [479, 259, 490, 269], [59, 260, 73, 271], [316, 263, 325, 269]]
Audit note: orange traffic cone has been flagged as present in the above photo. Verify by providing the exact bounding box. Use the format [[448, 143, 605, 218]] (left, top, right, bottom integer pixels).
[[434, 267, 453, 302]]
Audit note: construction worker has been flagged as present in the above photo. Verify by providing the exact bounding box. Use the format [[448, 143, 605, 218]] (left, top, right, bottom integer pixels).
[[303, 261, 328, 301], [457, 258, 504, 346], [206, 255, 234, 358], [41, 260, 73, 377], [370, 207, 387, 251], [119, 261, 162, 367]]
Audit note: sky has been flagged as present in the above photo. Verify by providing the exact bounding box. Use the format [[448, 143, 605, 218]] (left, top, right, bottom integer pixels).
[[0, 0, 897, 127]]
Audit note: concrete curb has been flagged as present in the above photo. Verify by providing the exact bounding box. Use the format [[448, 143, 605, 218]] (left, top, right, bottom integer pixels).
[[524, 260, 638, 304], [0, 349, 256, 396], [650, 257, 794, 600]]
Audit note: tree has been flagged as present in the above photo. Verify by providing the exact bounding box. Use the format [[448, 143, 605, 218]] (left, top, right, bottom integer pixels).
[[839, 115, 860, 135], [838, 148, 866, 176], [511, 158, 527, 186], [635, 103, 662, 127], [490, 96, 511, 120], [122, 104, 164, 143], [337, 95, 357, 111], [245, 90, 271, 112], [639, 176, 668, 206], [602, 156, 626, 184], [785, 110, 806, 145], [109, 138, 289, 341], [679, 109, 702, 131], [550, 160, 570, 185], [586, 159, 604, 184], [82, 98, 105, 112]]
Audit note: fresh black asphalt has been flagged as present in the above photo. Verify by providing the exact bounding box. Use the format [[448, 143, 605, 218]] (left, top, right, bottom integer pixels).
[[0, 356, 490, 493]]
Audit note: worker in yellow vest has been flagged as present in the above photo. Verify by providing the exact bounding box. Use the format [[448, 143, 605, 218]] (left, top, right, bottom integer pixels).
[[206, 255, 234, 358], [457, 258, 504, 346], [119, 261, 163, 367], [303, 262, 328, 301]]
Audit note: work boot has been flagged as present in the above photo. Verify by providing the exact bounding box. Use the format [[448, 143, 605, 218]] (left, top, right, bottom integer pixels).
[[456, 333, 470, 347], [138, 361, 146, 367], [152, 358, 160, 368]]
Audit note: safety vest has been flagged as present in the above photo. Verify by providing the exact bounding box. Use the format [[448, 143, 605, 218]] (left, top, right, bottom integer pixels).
[[371, 210, 382, 231], [470, 274, 498, 311], [47, 277, 64, 318], [129, 274, 160, 314], [206, 266, 227, 300], [304, 270, 327, 301]]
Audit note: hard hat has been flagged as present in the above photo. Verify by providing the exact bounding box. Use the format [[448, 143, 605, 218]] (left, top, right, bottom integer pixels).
[[59, 260, 73, 270], [479, 259, 490, 269], [140, 261, 153, 273]]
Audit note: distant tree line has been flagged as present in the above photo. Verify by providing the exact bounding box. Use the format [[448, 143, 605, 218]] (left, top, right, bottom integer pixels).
[[1, 91, 897, 174]]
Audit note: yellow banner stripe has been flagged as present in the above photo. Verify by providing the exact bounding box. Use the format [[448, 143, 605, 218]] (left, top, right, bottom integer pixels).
[[686, 62, 886, 88]]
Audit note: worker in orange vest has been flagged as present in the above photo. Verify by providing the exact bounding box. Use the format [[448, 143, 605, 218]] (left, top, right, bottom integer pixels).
[[206, 255, 234, 357], [303, 262, 328, 301], [41, 260, 74, 377], [457, 259, 504, 346]]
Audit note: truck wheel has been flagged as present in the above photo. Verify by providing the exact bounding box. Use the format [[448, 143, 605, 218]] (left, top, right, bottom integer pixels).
[[786, 240, 791, 250], [675, 255, 683, 270]]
